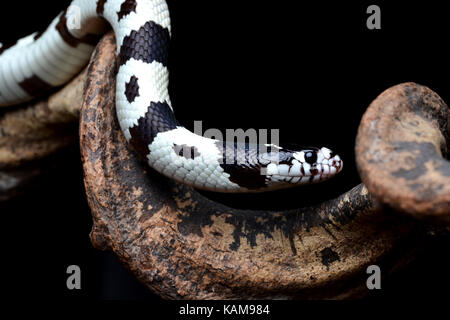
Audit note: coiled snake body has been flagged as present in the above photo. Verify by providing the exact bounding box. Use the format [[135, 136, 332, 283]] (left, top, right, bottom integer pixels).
[[0, 0, 342, 192]]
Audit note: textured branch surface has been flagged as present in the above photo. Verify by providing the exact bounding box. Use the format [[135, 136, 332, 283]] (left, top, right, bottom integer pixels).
[[356, 83, 450, 223], [0, 69, 85, 168], [0, 65, 86, 199], [80, 33, 422, 299]]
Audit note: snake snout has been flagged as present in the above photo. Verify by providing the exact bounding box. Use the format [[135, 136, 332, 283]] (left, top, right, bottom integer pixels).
[[317, 147, 343, 177], [263, 146, 343, 186]]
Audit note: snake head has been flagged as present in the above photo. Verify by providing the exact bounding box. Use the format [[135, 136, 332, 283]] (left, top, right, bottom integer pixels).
[[262, 146, 343, 186]]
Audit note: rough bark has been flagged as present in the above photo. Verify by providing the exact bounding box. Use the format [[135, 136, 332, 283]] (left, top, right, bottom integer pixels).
[[0, 69, 85, 168], [0, 66, 86, 200], [356, 83, 450, 223]]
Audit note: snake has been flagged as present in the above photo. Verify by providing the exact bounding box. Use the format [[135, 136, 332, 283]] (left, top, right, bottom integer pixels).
[[0, 0, 343, 192]]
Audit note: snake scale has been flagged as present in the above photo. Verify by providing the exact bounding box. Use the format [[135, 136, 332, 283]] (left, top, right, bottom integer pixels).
[[0, 0, 342, 192]]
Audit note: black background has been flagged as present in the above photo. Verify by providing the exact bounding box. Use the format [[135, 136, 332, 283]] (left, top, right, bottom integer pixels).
[[0, 0, 448, 305]]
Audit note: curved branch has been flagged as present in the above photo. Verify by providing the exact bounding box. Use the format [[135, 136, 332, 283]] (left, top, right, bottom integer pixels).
[[0, 68, 85, 168], [0, 65, 86, 200], [356, 82, 450, 222]]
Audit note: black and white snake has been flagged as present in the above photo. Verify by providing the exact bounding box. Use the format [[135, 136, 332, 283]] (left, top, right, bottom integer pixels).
[[0, 0, 342, 192]]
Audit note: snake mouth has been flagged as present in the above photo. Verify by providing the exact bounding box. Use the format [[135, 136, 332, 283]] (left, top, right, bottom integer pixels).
[[264, 159, 343, 177]]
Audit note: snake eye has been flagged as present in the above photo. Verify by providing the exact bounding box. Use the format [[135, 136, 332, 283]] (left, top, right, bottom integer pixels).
[[305, 151, 317, 165]]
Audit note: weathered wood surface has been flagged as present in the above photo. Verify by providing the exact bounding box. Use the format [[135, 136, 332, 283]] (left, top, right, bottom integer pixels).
[[80, 32, 422, 299], [356, 83, 450, 223], [0, 65, 86, 200], [0, 69, 85, 167]]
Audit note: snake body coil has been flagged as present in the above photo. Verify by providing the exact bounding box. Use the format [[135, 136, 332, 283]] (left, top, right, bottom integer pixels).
[[0, 0, 342, 192]]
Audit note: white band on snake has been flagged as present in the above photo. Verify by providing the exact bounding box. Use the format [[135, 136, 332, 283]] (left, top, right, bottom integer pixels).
[[0, 0, 343, 192]]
